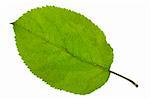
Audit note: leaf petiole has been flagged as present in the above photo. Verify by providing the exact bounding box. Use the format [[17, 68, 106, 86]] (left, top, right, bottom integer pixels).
[[110, 70, 138, 87]]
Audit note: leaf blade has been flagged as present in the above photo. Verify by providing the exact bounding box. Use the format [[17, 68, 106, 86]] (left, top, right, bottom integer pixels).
[[13, 6, 113, 94]]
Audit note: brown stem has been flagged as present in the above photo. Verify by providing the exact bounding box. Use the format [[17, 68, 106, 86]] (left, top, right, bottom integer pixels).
[[110, 70, 138, 87]]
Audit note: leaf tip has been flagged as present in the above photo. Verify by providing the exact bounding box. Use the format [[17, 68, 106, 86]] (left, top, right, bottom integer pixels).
[[10, 22, 15, 25]]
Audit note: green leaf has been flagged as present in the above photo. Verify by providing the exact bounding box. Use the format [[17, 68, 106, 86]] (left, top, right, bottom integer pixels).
[[12, 6, 113, 95]]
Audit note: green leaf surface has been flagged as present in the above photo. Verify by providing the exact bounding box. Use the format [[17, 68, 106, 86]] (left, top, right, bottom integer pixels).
[[12, 6, 113, 95]]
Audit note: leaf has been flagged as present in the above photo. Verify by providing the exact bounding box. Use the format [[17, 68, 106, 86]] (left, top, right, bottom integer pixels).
[[12, 6, 113, 95]]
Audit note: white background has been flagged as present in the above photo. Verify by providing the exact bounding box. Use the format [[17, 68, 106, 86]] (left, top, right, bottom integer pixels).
[[0, 0, 150, 99]]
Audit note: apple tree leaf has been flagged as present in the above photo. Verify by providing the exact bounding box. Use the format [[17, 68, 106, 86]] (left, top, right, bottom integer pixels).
[[12, 6, 114, 95]]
